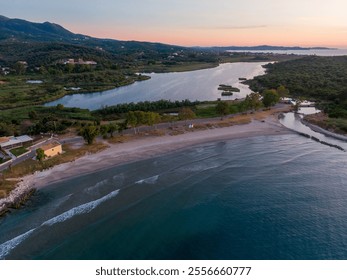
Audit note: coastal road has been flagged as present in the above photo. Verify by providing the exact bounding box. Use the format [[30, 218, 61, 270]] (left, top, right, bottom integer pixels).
[[0, 150, 36, 172]]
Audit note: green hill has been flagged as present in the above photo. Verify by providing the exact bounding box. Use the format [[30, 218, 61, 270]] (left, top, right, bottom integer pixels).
[[0, 15, 187, 67]]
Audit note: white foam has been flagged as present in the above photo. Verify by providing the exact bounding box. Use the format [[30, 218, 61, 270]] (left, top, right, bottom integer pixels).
[[0, 229, 35, 260], [183, 163, 220, 172], [112, 173, 125, 185], [42, 189, 119, 226], [135, 175, 159, 185], [84, 179, 109, 194], [0, 189, 120, 259], [53, 193, 73, 208]]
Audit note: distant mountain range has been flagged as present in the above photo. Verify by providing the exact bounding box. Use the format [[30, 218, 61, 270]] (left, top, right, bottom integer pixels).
[[0, 15, 334, 66], [0, 15, 334, 51], [201, 45, 334, 51]]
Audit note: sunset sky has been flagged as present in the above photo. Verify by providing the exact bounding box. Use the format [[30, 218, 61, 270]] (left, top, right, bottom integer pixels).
[[2, 0, 347, 47]]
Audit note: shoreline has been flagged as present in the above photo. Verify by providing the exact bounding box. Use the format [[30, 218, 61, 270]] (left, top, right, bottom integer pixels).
[[34, 118, 291, 189], [301, 118, 347, 142], [0, 116, 292, 216]]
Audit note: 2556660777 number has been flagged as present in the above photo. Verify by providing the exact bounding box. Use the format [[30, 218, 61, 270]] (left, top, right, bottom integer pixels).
[[187, 267, 251, 276]]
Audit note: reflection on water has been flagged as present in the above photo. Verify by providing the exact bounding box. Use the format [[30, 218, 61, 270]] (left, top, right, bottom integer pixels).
[[298, 107, 321, 115], [279, 112, 347, 151], [45, 62, 267, 110]]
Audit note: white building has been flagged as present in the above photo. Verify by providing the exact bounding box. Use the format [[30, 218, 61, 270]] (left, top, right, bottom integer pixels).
[[0, 135, 33, 150]]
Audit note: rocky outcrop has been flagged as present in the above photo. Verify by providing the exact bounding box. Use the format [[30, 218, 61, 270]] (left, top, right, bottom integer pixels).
[[0, 179, 35, 217]]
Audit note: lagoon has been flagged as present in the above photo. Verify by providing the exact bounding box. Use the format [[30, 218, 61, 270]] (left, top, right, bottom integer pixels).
[[45, 62, 267, 110]]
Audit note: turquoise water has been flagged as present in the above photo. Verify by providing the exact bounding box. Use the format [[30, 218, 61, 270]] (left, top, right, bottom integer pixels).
[[1, 134, 347, 260]]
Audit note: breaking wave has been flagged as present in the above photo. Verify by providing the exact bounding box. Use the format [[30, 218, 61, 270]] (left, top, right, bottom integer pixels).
[[182, 163, 221, 172], [135, 175, 159, 185], [112, 173, 125, 185], [84, 179, 109, 194], [0, 189, 120, 259], [42, 189, 119, 226], [0, 229, 35, 260]]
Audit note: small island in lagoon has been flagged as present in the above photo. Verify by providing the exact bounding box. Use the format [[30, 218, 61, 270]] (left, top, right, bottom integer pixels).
[[218, 84, 240, 96]]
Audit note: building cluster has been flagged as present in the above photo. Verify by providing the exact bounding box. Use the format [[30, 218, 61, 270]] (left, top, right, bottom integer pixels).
[[167, 52, 180, 60], [0, 135, 62, 165], [0, 61, 28, 76], [0, 66, 11, 76], [0, 135, 33, 150], [17, 61, 28, 66], [61, 58, 97, 65], [0, 135, 34, 162]]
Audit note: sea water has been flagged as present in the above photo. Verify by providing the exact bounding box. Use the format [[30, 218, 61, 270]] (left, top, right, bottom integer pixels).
[[1, 134, 347, 260]]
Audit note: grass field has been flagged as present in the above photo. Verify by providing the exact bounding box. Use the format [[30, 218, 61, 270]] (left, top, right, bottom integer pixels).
[[10, 147, 28, 157]]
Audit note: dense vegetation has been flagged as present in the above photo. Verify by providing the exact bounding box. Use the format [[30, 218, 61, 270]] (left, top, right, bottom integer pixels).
[[0, 93, 271, 138], [0, 72, 149, 109], [247, 56, 347, 132], [0, 43, 295, 137], [0, 42, 119, 67], [248, 56, 347, 102], [0, 15, 305, 139], [96, 99, 201, 116]]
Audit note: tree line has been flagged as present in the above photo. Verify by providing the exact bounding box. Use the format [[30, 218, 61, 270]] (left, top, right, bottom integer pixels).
[[247, 56, 347, 118], [1, 91, 283, 139], [96, 99, 201, 116]]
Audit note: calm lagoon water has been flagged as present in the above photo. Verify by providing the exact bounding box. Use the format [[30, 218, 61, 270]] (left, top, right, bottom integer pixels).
[[45, 49, 347, 111], [45, 62, 267, 110], [1, 133, 347, 260]]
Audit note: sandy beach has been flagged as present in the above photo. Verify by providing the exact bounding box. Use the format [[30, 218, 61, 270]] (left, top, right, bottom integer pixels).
[[0, 116, 292, 214], [34, 117, 291, 187]]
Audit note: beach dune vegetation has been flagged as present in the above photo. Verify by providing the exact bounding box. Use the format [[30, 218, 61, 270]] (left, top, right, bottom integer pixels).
[[262, 89, 280, 108], [79, 125, 100, 145], [107, 122, 118, 138], [244, 92, 262, 112], [126, 111, 162, 134], [178, 107, 196, 123], [215, 101, 230, 119]]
